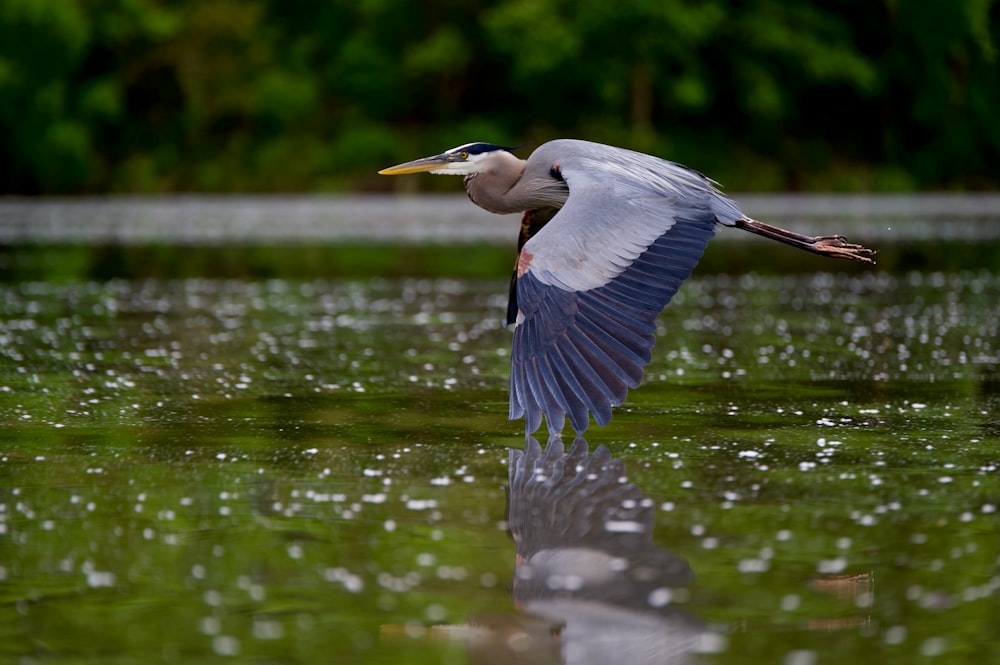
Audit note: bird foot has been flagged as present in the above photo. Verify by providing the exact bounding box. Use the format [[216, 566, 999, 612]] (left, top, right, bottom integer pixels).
[[810, 236, 877, 264]]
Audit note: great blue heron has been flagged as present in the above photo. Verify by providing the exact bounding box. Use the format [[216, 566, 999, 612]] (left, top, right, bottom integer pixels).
[[379, 140, 875, 437]]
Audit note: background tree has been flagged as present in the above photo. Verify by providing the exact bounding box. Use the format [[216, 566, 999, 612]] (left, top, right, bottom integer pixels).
[[0, 0, 996, 193]]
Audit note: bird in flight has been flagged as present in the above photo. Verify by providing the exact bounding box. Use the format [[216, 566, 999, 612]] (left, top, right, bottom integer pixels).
[[379, 140, 875, 438]]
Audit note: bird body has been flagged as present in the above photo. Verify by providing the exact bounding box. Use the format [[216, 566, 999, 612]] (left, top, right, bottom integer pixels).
[[380, 140, 875, 438]]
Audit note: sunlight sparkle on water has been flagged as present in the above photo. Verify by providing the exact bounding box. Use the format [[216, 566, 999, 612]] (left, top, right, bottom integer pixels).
[[1, 250, 997, 665]]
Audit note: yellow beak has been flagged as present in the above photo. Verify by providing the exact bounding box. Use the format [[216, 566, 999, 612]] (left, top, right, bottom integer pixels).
[[378, 154, 452, 175]]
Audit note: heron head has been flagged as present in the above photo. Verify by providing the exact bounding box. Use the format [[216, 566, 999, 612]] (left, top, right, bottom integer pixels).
[[378, 142, 517, 176]]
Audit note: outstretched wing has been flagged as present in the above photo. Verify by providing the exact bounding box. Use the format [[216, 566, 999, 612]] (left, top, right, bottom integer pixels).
[[509, 139, 744, 435]]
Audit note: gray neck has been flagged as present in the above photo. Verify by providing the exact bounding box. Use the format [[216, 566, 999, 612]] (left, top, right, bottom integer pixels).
[[463, 151, 528, 214], [464, 150, 571, 215]]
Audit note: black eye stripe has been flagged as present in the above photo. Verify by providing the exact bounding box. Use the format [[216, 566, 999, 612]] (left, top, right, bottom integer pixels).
[[450, 142, 514, 156]]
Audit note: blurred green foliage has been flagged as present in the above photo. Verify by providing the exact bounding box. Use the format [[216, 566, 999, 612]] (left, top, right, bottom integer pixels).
[[1, 0, 997, 193]]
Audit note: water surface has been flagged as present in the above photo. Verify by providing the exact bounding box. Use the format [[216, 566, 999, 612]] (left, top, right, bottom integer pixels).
[[1, 196, 998, 664]]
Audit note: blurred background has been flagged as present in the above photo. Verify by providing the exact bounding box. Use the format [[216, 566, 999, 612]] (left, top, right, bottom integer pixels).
[[2, 0, 998, 196]]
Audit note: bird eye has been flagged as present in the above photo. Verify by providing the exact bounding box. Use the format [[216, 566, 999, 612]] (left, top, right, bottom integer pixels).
[[459, 152, 469, 160]]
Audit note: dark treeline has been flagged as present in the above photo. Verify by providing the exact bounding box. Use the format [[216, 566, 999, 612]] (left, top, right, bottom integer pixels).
[[2, 0, 997, 194]]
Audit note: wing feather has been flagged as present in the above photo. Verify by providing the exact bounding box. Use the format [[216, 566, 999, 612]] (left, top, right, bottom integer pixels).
[[561, 318, 636, 395], [509, 140, 732, 435], [539, 354, 589, 432], [523, 356, 565, 434], [551, 345, 616, 426]]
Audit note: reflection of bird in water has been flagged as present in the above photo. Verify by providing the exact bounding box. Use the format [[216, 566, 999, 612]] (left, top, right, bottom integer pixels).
[[381, 438, 874, 661], [380, 140, 875, 437], [497, 436, 706, 665]]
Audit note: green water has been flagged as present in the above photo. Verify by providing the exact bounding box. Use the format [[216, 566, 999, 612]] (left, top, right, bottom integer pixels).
[[1, 208, 998, 664]]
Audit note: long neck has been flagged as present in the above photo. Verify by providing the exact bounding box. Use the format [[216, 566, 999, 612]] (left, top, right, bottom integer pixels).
[[463, 152, 528, 214]]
